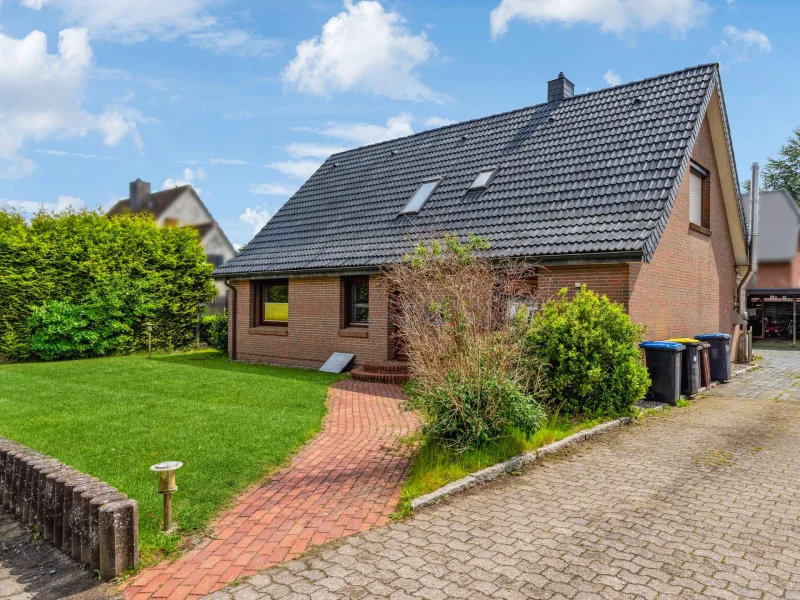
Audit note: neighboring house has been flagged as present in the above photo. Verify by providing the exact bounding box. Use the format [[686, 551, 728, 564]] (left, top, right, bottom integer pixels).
[[213, 64, 750, 368], [743, 190, 800, 289], [109, 179, 236, 310]]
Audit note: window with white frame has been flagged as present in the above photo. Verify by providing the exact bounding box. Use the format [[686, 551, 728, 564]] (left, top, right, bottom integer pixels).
[[688, 162, 710, 231]]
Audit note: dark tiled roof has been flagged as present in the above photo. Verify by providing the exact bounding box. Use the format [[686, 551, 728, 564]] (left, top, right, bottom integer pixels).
[[215, 64, 737, 277], [107, 186, 193, 218]]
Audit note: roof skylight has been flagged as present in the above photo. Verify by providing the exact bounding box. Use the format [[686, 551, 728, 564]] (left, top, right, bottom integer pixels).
[[470, 168, 497, 190], [402, 179, 440, 215]]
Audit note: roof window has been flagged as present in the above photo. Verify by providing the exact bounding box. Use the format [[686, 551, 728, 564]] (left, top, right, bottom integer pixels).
[[402, 178, 440, 214], [469, 168, 497, 190]]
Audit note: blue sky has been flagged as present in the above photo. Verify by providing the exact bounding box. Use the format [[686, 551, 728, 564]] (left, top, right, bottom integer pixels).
[[0, 0, 794, 247]]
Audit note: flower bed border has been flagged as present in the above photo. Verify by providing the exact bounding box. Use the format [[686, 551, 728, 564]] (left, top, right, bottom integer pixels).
[[410, 417, 632, 511]]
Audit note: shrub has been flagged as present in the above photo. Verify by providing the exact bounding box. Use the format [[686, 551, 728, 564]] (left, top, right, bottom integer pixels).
[[525, 285, 650, 418], [206, 311, 228, 354], [0, 208, 215, 361], [386, 233, 548, 452]]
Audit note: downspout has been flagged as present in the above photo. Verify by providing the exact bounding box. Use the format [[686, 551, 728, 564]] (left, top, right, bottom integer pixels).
[[224, 279, 237, 360], [736, 163, 760, 356]]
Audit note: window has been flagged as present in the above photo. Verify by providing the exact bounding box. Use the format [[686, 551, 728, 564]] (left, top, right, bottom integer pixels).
[[207, 254, 224, 268], [257, 280, 288, 326], [470, 168, 497, 190], [689, 162, 710, 231], [164, 218, 179, 227], [402, 178, 440, 214], [344, 277, 369, 326]]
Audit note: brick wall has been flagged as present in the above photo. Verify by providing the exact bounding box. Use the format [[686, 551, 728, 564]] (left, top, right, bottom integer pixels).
[[537, 263, 630, 307], [754, 262, 794, 289], [627, 115, 739, 348], [227, 274, 393, 368]]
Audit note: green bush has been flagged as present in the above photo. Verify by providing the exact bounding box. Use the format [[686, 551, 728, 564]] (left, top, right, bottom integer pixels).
[[0, 208, 215, 361], [205, 311, 228, 354], [409, 364, 547, 451], [525, 285, 650, 418]]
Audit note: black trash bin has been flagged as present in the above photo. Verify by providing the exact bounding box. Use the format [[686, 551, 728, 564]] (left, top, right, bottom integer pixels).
[[694, 333, 732, 382], [640, 341, 685, 405], [668, 338, 702, 397]]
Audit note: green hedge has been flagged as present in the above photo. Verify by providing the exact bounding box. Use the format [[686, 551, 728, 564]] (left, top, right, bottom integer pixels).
[[0, 209, 215, 361]]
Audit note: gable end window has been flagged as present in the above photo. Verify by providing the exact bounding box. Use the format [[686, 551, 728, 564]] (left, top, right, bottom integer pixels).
[[689, 162, 711, 233], [256, 279, 289, 326], [344, 277, 369, 327]]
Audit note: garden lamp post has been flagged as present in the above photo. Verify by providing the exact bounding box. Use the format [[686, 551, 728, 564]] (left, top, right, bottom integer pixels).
[[146, 322, 153, 358], [150, 461, 183, 533]]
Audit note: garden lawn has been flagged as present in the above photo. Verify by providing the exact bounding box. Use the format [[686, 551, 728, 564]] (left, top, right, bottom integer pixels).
[[0, 350, 342, 564]]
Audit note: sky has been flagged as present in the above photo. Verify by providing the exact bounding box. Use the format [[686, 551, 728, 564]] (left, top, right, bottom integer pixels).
[[0, 0, 795, 248]]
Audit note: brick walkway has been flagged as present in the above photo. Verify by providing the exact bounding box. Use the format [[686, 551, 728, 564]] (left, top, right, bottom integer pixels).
[[217, 350, 800, 599], [124, 380, 417, 600]]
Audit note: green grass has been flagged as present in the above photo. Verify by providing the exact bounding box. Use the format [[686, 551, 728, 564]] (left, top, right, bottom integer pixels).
[[394, 415, 602, 517], [0, 350, 342, 565]]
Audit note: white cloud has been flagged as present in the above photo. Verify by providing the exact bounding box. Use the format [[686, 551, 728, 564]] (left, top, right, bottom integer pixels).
[[285, 143, 346, 159], [247, 183, 296, 196], [209, 158, 256, 166], [36, 149, 116, 160], [713, 25, 772, 64], [424, 116, 456, 128], [3, 195, 85, 214], [490, 0, 711, 38], [267, 160, 323, 179], [162, 167, 206, 192], [315, 112, 415, 146], [603, 69, 622, 86], [239, 207, 271, 234], [283, 0, 444, 102], [0, 27, 144, 178], [21, 0, 277, 56], [223, 110, 256, 121]]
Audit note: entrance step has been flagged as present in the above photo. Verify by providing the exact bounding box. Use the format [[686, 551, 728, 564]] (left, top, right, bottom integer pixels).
[[351, 361, 410, 384]]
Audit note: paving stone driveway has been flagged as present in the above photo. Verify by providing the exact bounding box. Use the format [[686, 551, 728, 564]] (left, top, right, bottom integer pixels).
[[218, 349, 800, 599]]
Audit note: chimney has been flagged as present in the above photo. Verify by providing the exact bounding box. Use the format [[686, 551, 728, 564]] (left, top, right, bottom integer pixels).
[[129, 178, 151, 211], [547, 72, 574, 102]]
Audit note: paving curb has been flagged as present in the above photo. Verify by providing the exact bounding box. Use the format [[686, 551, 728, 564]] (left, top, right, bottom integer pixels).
[[410, 417, 632, 511]]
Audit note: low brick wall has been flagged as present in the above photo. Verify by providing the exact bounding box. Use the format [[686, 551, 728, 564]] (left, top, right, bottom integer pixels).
[[0, 437, 138, 580]]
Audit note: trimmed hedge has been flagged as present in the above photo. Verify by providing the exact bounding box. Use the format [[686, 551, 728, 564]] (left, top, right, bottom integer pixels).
[[0, 209, 215, 361]]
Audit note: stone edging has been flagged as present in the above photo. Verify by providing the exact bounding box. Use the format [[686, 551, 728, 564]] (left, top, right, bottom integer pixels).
[[410, 417, 632, 511]]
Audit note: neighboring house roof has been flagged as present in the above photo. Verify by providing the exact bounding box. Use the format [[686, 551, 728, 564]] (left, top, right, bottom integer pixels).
[[741, 189, 800, 262], [215, 63, 746, 278], [107, 185, 194, 219]]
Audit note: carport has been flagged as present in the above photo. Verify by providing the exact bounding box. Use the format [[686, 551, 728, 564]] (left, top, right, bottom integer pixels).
[[748, 288, 800, 343]]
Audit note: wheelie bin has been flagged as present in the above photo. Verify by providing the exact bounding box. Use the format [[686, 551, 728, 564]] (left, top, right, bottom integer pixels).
[[694, 333, 732, 382], [640, 341, 685, 405], [699, 342, 712, 388], [668, 338, 702, 397]]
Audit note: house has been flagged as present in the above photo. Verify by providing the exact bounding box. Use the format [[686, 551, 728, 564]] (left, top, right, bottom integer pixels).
[[744, 190, 800, 289], [743, 189, 800, 339], [213, 64, 750, 368], [109, 179, 236, 310]]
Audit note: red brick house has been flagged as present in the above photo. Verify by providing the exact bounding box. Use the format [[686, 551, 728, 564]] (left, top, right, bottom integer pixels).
[[214, 64, 750, 368]]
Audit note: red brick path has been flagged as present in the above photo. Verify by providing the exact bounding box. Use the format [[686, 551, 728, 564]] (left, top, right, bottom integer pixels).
[[123, 380, 417, 600]]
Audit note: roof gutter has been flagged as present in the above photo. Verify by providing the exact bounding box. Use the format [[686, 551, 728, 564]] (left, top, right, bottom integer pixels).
[[224, 279, 236, 361]]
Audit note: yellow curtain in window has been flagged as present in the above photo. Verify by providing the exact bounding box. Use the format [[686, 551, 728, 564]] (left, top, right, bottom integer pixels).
[[264, 302, 288, 322]]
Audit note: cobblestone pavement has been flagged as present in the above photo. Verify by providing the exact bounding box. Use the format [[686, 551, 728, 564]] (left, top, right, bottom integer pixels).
[[125, 381, 417, 600], [0, 509, 118, 600], [216, 350, 800, 599]]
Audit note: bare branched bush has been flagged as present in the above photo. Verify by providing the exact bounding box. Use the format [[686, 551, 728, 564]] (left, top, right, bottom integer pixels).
[[385, 234, 548, 452]]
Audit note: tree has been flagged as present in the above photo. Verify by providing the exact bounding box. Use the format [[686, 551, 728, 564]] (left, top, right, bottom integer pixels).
[[763, 127, 800, 207]]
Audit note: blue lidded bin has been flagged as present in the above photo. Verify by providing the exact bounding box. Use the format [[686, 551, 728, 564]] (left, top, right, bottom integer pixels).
[[640, 341, 685, 405], [694, 333, 732, 382]]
